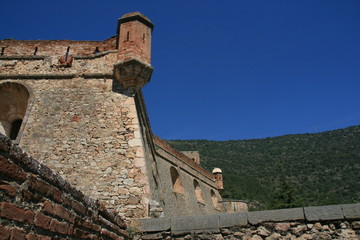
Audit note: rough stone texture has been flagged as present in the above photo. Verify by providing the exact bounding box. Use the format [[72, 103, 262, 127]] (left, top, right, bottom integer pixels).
[[137, 220, 360, 240], [304, 205, 344, 221], [181, 151, 201, 164], [343, 203, 360, 219], [171, 215, 220, 234], [1, 78, 151, 218], [136, 204, 360, 239], [0, 12, 225, 220], [0, 134, 127, 239], [218, 212, 247, 228], [248, 208, 304, 224], [0, 50, 117, 75], [221, 200, 248, 213], [153, 136, 223, 217], [136, 218, 171, 232], [0, 38, 116, 56]]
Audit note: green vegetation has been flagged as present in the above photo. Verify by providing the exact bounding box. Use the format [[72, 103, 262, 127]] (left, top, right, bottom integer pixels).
[[166, 125, 360, 210]]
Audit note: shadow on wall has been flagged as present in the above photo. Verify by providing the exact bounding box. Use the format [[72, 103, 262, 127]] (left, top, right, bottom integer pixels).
[[0, 82, 31, 141]]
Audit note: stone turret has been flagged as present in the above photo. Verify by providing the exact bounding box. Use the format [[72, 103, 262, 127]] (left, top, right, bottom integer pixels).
[[114, 12, 154, 94], [212, 168, 224, 190]]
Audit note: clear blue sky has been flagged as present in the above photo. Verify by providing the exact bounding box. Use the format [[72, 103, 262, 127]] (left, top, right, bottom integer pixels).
[[2, 0, 360, 140]]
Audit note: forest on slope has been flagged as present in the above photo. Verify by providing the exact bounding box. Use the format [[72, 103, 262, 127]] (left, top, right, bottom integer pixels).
[[167, 125, 360, 210]]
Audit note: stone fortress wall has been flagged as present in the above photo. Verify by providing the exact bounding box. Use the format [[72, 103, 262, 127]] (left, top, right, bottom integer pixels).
[[0, 134, 128, 240], [1, 11, 359, 240], [0, 12, 226, 219], [2, 131, 359, 239], [152, 136, 223, 217]]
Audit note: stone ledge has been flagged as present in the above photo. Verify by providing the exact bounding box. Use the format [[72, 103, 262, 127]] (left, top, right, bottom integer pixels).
[[304, 205, 344, 221], [247, 208, 304, 225], [342, 203, 360, 220], [73, 50, 117, 59], [219, 212, 247, 228], [0, 73, 113, 80], [0, 74, 76, 80], [171, 215, 220, 234], [137, 218, 171, 232], [136, 204, 359, 234], [0, 55, 46, 60]]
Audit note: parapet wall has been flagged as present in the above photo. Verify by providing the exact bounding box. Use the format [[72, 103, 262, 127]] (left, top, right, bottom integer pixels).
[[152, 135, 223, 217], [136, 204, 360, 239], [0, 134, 128, 239], [0, 38, 117, 56], [153, 136, 214, 180]]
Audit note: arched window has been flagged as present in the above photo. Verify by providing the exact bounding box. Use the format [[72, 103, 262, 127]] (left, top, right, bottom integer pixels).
[[0, 82, 30, 141], [211, 190, 219, 210], [193, 180, 204, 203], [170, 167, 184, 194]]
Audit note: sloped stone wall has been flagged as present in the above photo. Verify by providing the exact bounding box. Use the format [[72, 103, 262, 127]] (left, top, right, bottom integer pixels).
[[152, 136, 223, 217], [0, 134, 128, 239]]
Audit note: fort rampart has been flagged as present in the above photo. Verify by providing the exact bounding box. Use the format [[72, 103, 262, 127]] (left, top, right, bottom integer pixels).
[[1, 131, 359, 239]]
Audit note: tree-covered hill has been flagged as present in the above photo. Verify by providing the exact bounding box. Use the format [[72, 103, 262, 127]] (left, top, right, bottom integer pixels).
[[166, 125, 360, 210]]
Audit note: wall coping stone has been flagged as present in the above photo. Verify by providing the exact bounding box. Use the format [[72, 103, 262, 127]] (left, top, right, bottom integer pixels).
[[74, 50, 117, 59], [0, 55, 46, 60], [171, 214, 220, 234], [136, 218, 171, 232], [342, 203, 360, 219], [218, 212, 247, 228], [248, 208, 304, 225], [138, 203, 360, 234], [304, 205, 344, 221]]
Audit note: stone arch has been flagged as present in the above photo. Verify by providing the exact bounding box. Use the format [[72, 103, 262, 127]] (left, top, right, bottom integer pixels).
[[170, 167, 184, 194], [0, 82, 31, 141], [211, 190, 219, 210], [193, 179, 204, 203]]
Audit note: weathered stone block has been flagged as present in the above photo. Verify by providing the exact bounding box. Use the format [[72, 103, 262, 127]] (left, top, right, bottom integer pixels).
[[218, 212, 247, 228], [138, 218, 170, 232], [342, 203, 360, 219], [248, 208, 304, 224], [171, 215, 219, 234], [304, 205, 343, 221]]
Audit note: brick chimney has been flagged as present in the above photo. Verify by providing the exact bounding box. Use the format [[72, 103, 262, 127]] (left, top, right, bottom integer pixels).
[[114, 12, 154, 94]]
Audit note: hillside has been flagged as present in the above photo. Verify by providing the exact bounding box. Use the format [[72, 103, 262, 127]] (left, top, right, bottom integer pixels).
[[167, 125, 360, 210]]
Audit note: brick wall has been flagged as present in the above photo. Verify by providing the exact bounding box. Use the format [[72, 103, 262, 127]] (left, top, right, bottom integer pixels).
[[0, 133, 128, 240]]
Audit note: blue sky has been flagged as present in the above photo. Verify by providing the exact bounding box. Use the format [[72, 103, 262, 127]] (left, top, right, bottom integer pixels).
[[2, 0, 360, 140]]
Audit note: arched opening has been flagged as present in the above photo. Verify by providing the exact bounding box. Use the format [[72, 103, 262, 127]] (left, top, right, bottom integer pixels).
[[211, 190, 219, 210], [193, 180, 204, 203], [170, 167, 184, 194], [0, 82, 30, 141]]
